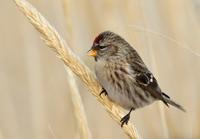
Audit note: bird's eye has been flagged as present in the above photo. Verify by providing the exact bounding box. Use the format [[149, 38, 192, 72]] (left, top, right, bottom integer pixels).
[[99, 45, 107, 50]]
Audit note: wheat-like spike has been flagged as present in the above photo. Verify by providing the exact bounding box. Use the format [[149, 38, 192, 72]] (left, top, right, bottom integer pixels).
[[13, 0, 141, 138]]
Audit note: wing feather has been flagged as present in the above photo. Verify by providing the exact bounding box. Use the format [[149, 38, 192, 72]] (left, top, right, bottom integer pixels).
[[126, 49, 169, 106]]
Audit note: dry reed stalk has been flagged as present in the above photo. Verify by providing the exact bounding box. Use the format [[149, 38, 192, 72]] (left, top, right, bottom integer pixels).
[[65, 67, 92, 139], [61, 3, 92, 138], [13, 0, 141, 138], [137, 1, 170, 138], [127, 25, 200, 57], [61, 1, 92, 138]]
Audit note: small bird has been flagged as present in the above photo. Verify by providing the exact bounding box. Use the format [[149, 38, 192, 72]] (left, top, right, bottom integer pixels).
[[87, 31, 185, 127]]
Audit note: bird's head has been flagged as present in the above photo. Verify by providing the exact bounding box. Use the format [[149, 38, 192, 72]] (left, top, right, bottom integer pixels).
[[87, 31, 129, 61]]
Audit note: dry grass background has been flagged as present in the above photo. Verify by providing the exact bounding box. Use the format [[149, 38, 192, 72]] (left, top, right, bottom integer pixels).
[[0, 0, 200, 139]]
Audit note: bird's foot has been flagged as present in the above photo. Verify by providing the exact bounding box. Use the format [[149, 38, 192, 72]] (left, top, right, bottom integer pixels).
[[120, 113, 130, 127], [99, 88, 107, 96], [120, 108, 133, 127]]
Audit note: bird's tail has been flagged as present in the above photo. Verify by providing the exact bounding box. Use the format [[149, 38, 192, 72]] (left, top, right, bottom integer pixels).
[[162, 92, 186, 112]]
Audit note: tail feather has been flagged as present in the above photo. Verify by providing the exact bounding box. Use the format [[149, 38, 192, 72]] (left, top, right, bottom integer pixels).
[[162, 93, 186, 112]]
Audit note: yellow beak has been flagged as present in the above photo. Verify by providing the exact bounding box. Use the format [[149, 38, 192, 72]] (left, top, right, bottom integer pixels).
[[87, 49, 97, 57]]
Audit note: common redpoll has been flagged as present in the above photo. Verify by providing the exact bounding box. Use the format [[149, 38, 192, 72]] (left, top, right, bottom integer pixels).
[[87, 31, 185, 127]]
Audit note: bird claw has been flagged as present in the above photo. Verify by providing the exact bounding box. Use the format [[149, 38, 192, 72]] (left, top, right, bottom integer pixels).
[[99, 88, 107, 96], [120, 113, 130, 127], [120, 108, 133, 127]]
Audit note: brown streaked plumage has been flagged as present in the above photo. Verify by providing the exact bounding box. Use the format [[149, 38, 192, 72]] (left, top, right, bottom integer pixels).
[[87, 31, 185, 127]]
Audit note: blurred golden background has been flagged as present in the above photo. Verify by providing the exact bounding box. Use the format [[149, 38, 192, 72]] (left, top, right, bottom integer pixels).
[[0, 0, 200, 139]]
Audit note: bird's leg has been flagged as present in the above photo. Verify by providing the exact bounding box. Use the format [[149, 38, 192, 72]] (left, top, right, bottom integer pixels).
[[99, 88, 107, 96], [120, 108, 134, 127]]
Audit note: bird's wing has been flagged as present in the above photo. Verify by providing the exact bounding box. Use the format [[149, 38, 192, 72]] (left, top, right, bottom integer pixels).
[[135, 72, 169, 106], [126, 50, 169, 106]]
